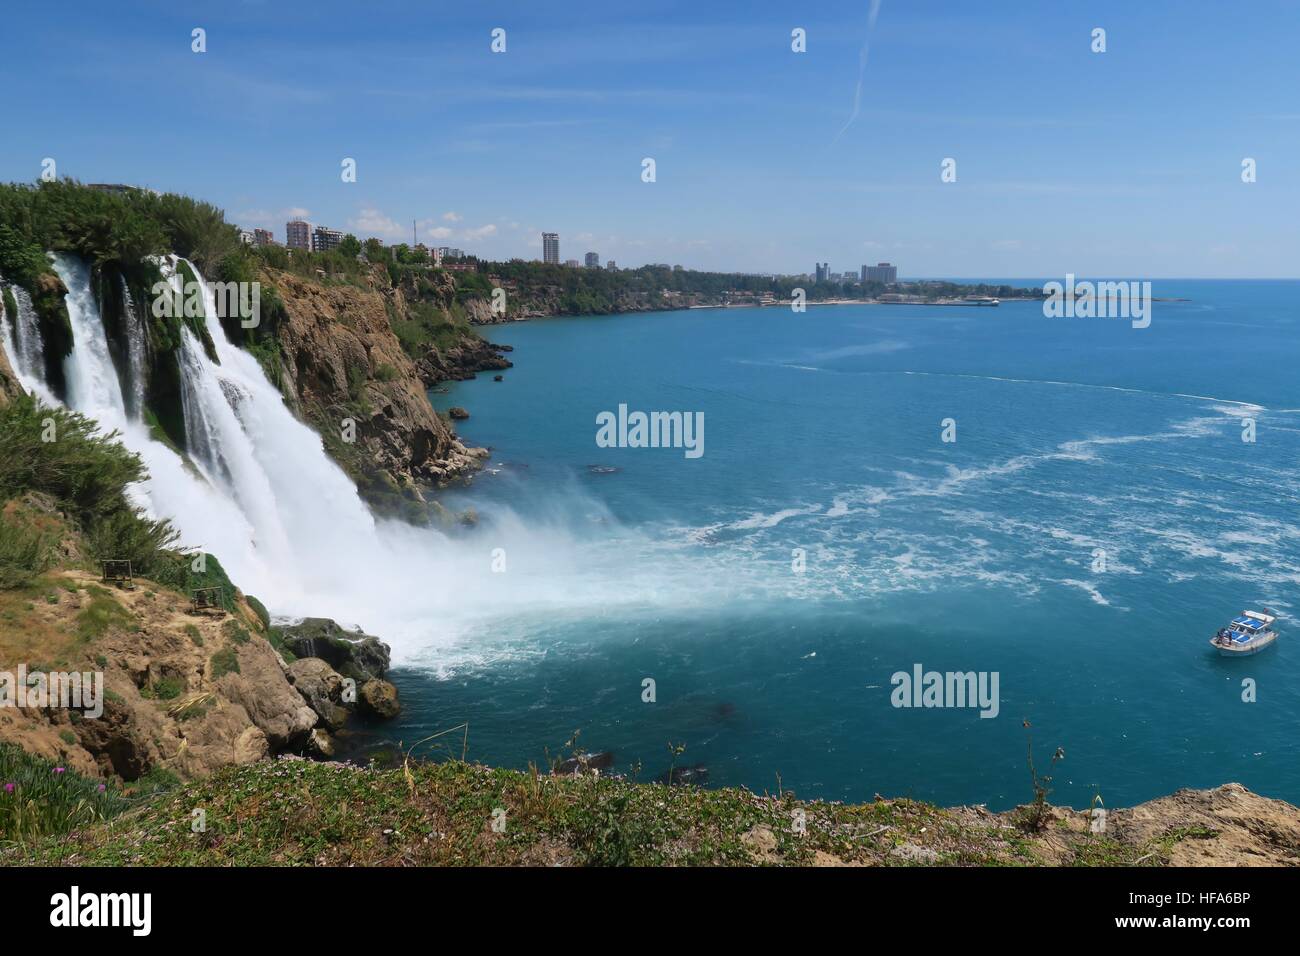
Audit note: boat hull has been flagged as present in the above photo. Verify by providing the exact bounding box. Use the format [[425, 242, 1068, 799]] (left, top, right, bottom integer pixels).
[[1211, 632, 1278, 656]]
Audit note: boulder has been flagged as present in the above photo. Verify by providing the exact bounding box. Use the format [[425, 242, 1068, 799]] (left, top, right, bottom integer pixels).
[[448, 406, 470, 420], [359, 679, 401, 720], [286, 657, 351, 731], [275, 617, 391, 682], [308, 728, 336, 759], [552, 751, 615, 775], [215, 641, 318, 750]]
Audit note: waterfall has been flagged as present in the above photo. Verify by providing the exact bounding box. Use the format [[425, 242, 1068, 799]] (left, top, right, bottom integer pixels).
[[120, 276, 148, 419], [0, 275, 55, 402], [52, 253, 127, 423], [38, 251, 677, 665], [48, 253, 271, 587], [12, 283, 44, 379]]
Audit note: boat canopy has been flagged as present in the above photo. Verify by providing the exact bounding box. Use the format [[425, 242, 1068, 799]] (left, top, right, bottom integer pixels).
[[1231, 615, 1269, 632]]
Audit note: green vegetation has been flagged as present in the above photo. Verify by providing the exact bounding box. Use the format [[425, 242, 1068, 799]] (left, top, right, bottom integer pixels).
[[244, 594, 269, 631], [0, 742, 133, 844], [265, 626, 297, 662], [0, 510, 53, 589], [73, 585, 136, 642], [2, 756, 1196, 867], [221, 619, 251, 645], [209, 646, 240, 679], [0, 180, 239, 278], [140, 675, 184, 701], [146, 550, 239, 614], [0, 396, 179, 583]]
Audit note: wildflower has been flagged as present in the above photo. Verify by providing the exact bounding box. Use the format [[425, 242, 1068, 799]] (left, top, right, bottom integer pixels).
[[53, 767, 66, 774], [98, 783, 107, 792], [3, 783, 13, 793]]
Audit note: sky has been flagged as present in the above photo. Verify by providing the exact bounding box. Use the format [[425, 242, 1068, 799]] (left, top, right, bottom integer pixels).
[[2, 0, 1298, 277]]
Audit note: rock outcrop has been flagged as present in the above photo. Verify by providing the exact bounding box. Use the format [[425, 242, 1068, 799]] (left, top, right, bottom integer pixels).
[[273, 617, 391, 683], [358, 679, 401, 720], [286, 657, 350, 731], [417, 339, 513, 385], [0, 569, 321, 780], [265, 266, 488, 503], [0, 344, 21, 405]]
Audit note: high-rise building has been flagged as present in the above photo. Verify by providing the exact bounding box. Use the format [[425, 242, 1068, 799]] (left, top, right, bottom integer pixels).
[[815, 262, 829, 282], [252, 228, 275, 246], [564, 259, 580, 268], [606, 260, 617, 270], [286, 220, 312, 251], [312, 226, 344, 253], [542, 232, 559, 264], [585, 251, 600, 268], [864, 262, 898, 283]]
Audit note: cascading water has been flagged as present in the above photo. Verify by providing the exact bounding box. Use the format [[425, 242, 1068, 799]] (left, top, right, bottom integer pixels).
[[19, 251, 733, 666], [120, 277, 148, 419], [53, 252, 126, 423], [0, 275, 53, 401]]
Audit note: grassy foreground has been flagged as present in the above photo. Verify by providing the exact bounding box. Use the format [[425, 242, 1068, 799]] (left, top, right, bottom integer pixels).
[[5, 755, 1200, 867]]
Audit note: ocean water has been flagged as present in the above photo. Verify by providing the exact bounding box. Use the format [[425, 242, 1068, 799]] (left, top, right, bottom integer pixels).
[[386, 281, 1300, 811]]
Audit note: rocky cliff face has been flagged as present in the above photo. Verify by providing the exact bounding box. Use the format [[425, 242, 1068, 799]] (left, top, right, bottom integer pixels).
[[0, 562, 399, 780], [262, 265, 489, 518], [0, 342, 20, 405], [0, 568, 314, 779]]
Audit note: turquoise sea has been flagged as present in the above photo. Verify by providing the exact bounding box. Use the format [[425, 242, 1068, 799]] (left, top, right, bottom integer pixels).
[[387, 282, 1300, 811]]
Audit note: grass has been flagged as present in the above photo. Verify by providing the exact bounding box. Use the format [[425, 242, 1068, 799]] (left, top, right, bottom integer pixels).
[[140, 675, 185, 701], [73, 585, 136, 643], [3, 756, 1069, 868], [0, 742, 134, 844], [221, 619, 251, 645], [209, 646, 239, 679], [0, 511, 52, 589]]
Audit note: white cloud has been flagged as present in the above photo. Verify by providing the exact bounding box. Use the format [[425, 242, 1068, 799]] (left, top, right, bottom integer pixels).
[[348, 207, 405, 240], [462, 224, 498, 241], [236, 206, 314, 225], [442, 211, 462, 222], [426, 226, 453, 240]]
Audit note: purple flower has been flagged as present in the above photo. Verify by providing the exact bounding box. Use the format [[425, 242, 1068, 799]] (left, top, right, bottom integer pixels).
[[97, 784, 106, 792], [53, 767, 66, 774], [3, 783, 13, 793]]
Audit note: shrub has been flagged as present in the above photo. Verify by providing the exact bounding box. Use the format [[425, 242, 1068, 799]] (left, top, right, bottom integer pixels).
[[0, 742, 133, 843], [210, 647, 240, 679], [141, 676, 184, 701], [74, 586, 135, 642], [0, 397, 179, 578], [0, 512, 52, 589], [244, 594, 270, 630]]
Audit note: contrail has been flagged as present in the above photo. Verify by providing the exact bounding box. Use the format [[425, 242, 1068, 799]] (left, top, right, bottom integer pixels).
[[833, 0, 882, 144]]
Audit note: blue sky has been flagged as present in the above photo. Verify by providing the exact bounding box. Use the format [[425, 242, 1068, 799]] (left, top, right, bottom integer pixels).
[[3, 0, 1298, 277]]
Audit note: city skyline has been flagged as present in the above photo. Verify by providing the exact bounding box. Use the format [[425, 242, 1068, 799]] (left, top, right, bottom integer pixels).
[[1, 1, 1297, 277]]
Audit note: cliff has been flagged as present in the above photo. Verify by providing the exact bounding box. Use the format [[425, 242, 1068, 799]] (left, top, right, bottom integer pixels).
[[258, 265, 491, 518], [0, 342, 20, 404], [0, 497, 399, 781]]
